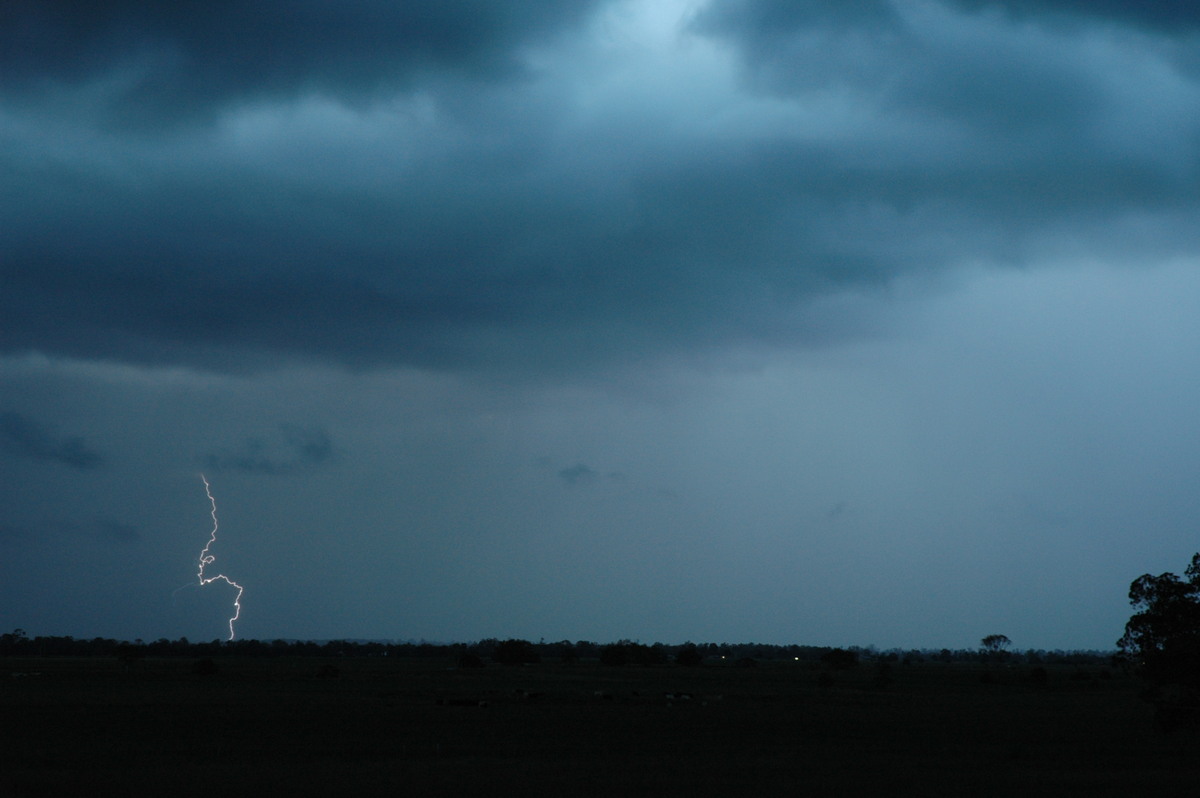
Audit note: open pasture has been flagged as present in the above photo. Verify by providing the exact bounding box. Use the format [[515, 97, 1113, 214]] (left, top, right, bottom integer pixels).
[[2, 656, 1197, 796]]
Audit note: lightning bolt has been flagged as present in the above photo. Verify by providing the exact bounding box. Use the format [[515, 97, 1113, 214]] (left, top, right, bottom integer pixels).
[[197, 474, 244, 641]]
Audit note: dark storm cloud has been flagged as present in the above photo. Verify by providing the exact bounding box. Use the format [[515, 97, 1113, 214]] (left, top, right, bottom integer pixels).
[[692, 2, 1200, 226], [0, 0, 601, 127], [200, 424, 335, 475], [557, 463, 625, 486], [2, 132, 883, 371], [2, 0, 1199, 376], [947, 1, 1200, 34], [0, 411, 104, 469], [558, 463, 599, 486], [698, 0, 1200, 36], [695, 0, 1191, 122]]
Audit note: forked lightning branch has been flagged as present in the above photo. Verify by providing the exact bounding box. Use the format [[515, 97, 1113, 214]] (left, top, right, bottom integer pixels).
[[196, 475, 244, 640]]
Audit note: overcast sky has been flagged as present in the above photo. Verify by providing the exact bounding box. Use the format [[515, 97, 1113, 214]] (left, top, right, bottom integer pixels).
[[4, 0, 1200, 650]]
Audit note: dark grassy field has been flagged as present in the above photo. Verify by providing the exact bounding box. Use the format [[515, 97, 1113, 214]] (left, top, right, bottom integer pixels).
[[2, 656, 1197, 796]]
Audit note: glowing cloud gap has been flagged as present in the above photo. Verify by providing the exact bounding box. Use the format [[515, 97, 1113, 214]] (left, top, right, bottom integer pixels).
[[197, 474, 244, 640]]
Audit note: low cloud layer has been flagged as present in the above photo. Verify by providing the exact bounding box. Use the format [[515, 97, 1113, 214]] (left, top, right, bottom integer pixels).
[[200, 424, 336, 476]]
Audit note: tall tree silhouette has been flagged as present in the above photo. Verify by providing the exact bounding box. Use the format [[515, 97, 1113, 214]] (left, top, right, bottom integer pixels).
[[1119, 553, 1200, 729]]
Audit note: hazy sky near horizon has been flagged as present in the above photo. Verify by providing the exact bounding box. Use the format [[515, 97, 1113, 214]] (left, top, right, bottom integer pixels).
[[4, 0, 1200, 649]]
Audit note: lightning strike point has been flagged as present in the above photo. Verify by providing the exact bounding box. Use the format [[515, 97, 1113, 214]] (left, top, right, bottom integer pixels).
[[196, 474, 244, 640]]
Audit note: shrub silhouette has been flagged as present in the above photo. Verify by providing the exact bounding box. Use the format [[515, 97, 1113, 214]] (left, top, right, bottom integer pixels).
[[676, 643, 702, 667], [492, 639, 540, 665], [820, 648, 858, 671], [600, 641, 665, 666]]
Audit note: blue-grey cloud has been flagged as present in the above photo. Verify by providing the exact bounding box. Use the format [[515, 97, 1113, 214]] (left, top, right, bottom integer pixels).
[[96, 519, 141, 544], [0, 411, 104, 469], [1, 518, 140, 545], [0, 523, 27, 542], [200, 424, 336, 475]]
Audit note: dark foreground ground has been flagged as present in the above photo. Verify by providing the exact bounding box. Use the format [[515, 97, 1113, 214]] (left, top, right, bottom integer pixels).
[[2, 655, 1197, 797]]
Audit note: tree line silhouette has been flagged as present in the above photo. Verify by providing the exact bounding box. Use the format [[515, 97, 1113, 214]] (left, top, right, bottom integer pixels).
[[0, 628, 1112, 668]]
